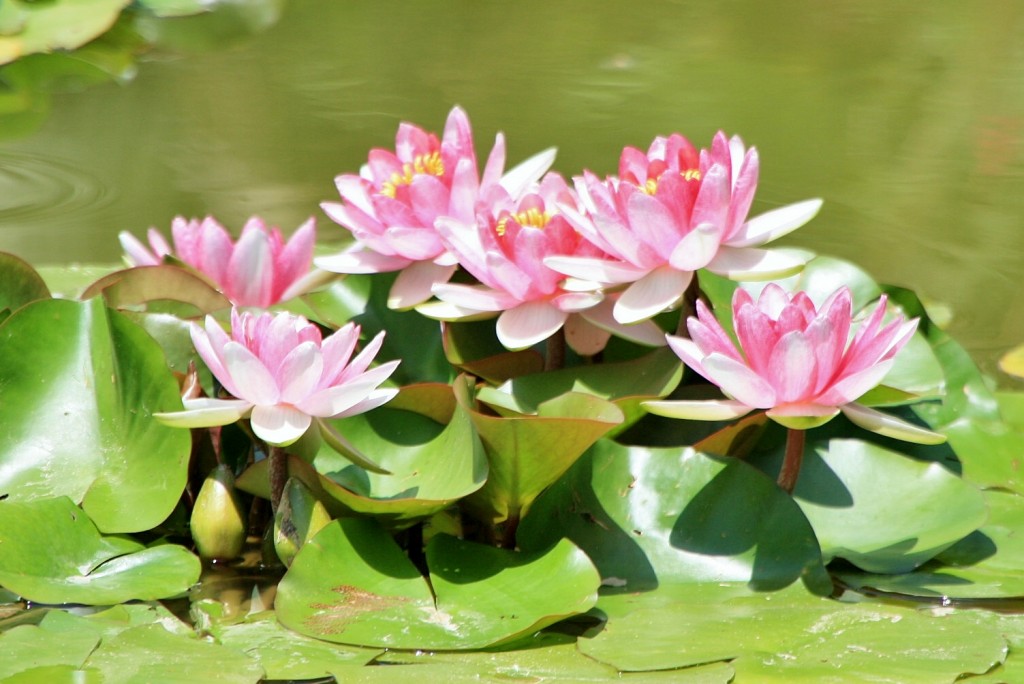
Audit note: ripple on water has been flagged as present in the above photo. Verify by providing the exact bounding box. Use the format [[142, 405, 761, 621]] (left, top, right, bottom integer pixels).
[[0, 151, 115, 222]]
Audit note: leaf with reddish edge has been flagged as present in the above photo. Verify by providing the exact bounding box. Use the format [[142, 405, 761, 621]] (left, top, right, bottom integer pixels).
[[475, 346, 683, 436], [238, 382, 487, 529], [275, 517, 599, 650], [458, 380, 624, 531], [80, 264, 230, 314]]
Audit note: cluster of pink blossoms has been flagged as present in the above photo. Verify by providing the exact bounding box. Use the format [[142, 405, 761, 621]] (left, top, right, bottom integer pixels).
[[131, 106, 941, 450], [315, 107, 822, 354]]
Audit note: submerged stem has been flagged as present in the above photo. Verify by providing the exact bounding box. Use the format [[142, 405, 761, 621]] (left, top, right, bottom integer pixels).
[[269, 445, 287, 512], [675, 275, 704, 337], [545, 328, 566, 371], [777, 428, 806, 494]]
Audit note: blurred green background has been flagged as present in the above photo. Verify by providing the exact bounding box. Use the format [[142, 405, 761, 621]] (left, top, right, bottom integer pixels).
[[0, 0, 1021, 371]]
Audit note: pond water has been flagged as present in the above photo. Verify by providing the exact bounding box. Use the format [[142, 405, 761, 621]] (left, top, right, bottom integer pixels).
[[0, 1, 1021, 373]]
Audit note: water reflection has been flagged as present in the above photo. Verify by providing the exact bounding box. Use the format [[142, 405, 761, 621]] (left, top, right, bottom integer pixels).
[[0, 0, 1021, 370]]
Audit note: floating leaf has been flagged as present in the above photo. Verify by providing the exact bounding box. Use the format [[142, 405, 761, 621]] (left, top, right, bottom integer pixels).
[[519, 440, 829, 593], [477, 347, 682, 433], [789, 438, 987, 573], [275, 518, 600, 650], [837, 490, 1024, 599], [0, 251, 49, 313], [238, 383, 487, 528], [579, 582, 1006, 681], [0, 0, 131, 65], [442, 319, 543, 383], [0, 297, 191, 532], [80, 265, 230, 314], [0, 497, 200, 605], [460, 384, 624, 530]]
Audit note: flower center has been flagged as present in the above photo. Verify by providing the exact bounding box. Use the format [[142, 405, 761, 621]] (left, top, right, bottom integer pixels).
[[496, 207, 551, 236], [380, 151, 445, 198], [640, 168, 703, 195]]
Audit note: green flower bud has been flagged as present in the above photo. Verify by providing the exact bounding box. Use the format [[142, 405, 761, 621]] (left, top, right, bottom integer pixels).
[[191, 464, 247, 561]]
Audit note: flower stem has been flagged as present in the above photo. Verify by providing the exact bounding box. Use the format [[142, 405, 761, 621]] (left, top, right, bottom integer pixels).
[[269, 445, 287, 512], [675, 276, 704, 337], [545, 328, 566, 371], [777, 428, 806, 494]]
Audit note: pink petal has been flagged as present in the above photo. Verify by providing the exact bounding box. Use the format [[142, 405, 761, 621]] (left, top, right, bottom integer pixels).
[[388, 261, 458, 309], [155, 398, 253, 428], [722, 146, 758, 240], [273, 218, 316, 300], [222, 341, 280, 405], [668, 222, 722, 271], [705, 246, 807, 281], [817, 360, 894, 406], [277, 342, 324, 405], [613, 266, 692, 324], [702, 353, 777, 408], [249, 404, 312, 446], [332, 387, 400, 419], [726, 199, 823, 248], [334, 174, 376, 217], [118, 231, 161, 266], [839, 403, 947, 444], [298, 365, 398, 417], [191, 319, 238, 397], [766, 331, 817, 403], [579, 299, 667, 347], [689, 164, 730, 230], [315, 248, 411, 274], [643, 399, 753, 421], [495, 301, 568, 350], [667, 335, 711, 380], [432, 282, 519, 312], [319, 323, 360, 382], [226, 227, 274, 307], [625, 191, 682, 252], [544, 254, 649, 285], [563, 314, 612, 356], [499, 147, 557, 197]]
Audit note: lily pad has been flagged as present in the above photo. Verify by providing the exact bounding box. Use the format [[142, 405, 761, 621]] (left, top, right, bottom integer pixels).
[[237, 383, 487, 528], [0, 0, 131, 65], [476, 346, 683, 434], [579, 582, 1007, 681], [275, 517, 600, 650], [0, 297, 191, 532], [518, 440, 830, 593], [0, 252, 49, 313], [0, 497, 200, 605], [837, 490, 1024, 599], [80, 265, 230, 314], [792, 438, 988, 573], [459, 385, 624, 531]]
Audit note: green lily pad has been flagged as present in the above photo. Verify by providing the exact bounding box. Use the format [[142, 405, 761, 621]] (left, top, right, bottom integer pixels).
[[275, 517, 600, 650], [0, 497, 199, 605], [237, 383, 487, 528], [0, 252, 49, 313], [518, 440, 830, 593], [0, 0, 130, 65], [0, 619, 99, 680], [459, 384, 624, 531], [579, 582, 1006, 681], [83, 623, 263, 684], [791, 438, 988, 573], [0, 297, 191, 532], [837, 490, 1024, 599], [213, 612, 381, 681], [476, 347, 683, 434]]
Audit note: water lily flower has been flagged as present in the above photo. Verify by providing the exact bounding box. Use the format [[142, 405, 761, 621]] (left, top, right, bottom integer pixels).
[[644, 283, 945, 444], [546, 132, 823, 324], [315, 106, 556, 309], [155, 308, 400, 447], [118, 216, 317, 307], [418, 173, 666, 354]]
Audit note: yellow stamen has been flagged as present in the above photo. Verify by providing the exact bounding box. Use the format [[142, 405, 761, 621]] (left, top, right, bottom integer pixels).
[[640, 168, 702, 195], [496, 207, 551, 236], [379, 151, 445, 198]]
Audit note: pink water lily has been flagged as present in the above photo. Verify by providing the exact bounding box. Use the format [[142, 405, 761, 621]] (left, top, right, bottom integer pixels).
[[546, 132, 823, 324], [118, 216, 317, 308], [316, 106, 556, 309], [155, 309, 399, 446], [644, 284, 945, 444], [417, 173, 666, 354]]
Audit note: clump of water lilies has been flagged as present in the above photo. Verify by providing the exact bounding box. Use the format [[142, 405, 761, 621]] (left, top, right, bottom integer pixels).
[[3, 108, 1024, 681]]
